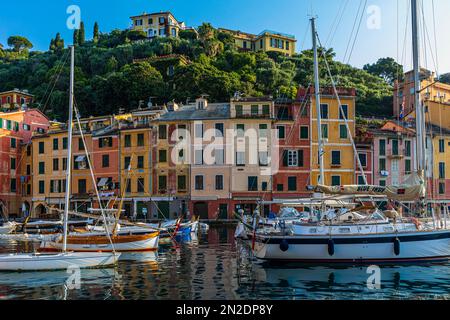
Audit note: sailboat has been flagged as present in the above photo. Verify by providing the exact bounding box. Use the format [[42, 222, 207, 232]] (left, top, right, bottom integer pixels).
[[0, 46, 120, 271], [250, 4, 450, 263]]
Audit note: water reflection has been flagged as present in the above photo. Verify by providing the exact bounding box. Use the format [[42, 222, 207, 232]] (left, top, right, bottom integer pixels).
[[0, 228, 450, 300]]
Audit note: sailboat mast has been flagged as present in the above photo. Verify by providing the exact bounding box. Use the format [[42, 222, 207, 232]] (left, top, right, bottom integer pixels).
[[311, 17, 325, 185], [62, 45, 75, 252], [411, 0, 426, 176]]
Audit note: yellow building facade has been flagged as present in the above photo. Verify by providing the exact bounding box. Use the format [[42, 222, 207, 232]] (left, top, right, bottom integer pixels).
[[309, 88, 356, 186], [130, 11, 187, 38]]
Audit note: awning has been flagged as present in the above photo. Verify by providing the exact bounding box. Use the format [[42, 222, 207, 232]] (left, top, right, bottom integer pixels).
[[75, 155, 86, 162], [97, 178, 109, 187]]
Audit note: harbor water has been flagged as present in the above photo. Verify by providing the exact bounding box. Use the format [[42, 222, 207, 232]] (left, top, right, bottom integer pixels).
[[0, 226, 449, 300]]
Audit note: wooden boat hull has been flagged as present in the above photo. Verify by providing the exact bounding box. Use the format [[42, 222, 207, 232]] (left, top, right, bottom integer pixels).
[[40, 232, 159, 252], [250, 230, 450, 264], [0, 252, 119, 271]]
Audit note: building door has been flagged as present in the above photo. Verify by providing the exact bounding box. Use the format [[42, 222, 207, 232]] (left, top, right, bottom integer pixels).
[[391, 160, 400, 185], [219, 204, 228, 220], [194, 202, 208, 220]]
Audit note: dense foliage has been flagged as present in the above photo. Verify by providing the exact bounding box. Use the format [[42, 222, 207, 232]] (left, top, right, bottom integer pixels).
[[0, 23, 396, 120]]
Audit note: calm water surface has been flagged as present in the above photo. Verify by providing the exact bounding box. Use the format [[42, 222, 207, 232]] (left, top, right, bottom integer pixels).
[[0, 226, 449, 300]]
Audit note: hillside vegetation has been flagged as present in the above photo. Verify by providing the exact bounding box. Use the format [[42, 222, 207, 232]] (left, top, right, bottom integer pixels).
[[0, 23, 398, 121]]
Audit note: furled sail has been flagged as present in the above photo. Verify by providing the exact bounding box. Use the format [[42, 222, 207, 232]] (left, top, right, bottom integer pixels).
[[314, 171, 426, 201]]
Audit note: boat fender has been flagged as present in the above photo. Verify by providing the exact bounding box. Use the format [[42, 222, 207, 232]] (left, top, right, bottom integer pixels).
[[327, 239, 335, 256], [280, 239, 289, 252], [393, 237, 400, 256]]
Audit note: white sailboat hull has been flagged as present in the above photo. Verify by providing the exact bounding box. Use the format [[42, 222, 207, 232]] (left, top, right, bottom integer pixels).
[[0, 222, 17, 234], [0, 252, 119, 271], [251, 230, 450, 263]]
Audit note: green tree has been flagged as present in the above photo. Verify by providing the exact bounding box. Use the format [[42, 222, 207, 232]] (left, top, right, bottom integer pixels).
[[93, 22, 99, 43], [73, 29, 79, 46], [197, 23, 215, 44], [78, 21, 86, 45], [7, 36, 33, 52], [363, 57, 404, 86], [50, 33, 64, 52]]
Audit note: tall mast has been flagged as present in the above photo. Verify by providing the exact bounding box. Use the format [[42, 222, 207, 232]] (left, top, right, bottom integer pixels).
[[411, 0, 427, 191], [311, 17, 325, 185], [63, 45, 75, 252]]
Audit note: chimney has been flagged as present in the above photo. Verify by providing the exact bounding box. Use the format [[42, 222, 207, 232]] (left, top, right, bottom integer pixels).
[[196, 95, 209, 110]]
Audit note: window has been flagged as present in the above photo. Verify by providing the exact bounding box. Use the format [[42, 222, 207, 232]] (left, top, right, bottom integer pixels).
[[439, 162, 445, 179], [124, 156, 131, 169], [137, 134, 145, 146], [62, 158, 67, 171], [358, 153, 367, 167], [300, 126, 309, 139], [195, 175, 204, 190], [137, 178, 145, 193], [63, 137, 68, 150], [439, 139, 445, 153], [248, 176, 258, 191], [78, 179, 86, 194], [262, 182, 268, 191], [379, 180, 386, 187], [331, 176, 341, 186], [39, 162, 45, 174], [23, 123, 30, 131], [237, 124, 245, 137], [339, 105, 348, 120], [277, 125, 285, 139], [262, 105, 270, 116], [38, 141, 44, 154], [405, 140, 412, 157], [53, 158, 59, 171], [287, 150, 298, 167], [235, 105, 243, 117], [26, 164, 31, 175], [259, 124, 268, 138], [177, 175, 187, 191], [259, 152, 269, 166], [331, 151, 341, 166], [126, 180, 131, 193], [137, 156, 144, 169], [38, 181, 45, 194], [195, 149, 203, 165], [159, 150, 167, 163], [215, 148, 224, 165], [251, 105, 259, 116], [339, 125, 348, 139], [439, 182, 445, 195], [10, 138, 16, 149], [27, 145, 31, 156], [392, 139, 399, 156], [379, 139, 386, 156], [159, 17, 165, 24], [405, 159, 412, 174], [158, 125, 167, 140], [148, 18, 153, 24], [379, 158, 386, 171], [102, 155, 109, 168], [358, 176, 366, 185], [277, 184, 283, 191], [78, 138, 84, 151], [321, 124, 328, 139], [124, 135, 131, 147], [215, 175, 224, 190], [158, 176, 167, 193], [215, 123, 224, 137], [320, 104, 328, 119], [236, 151, 245, 166], [288, 177, 297, 191], [286, 41, 290, 50], [99, 137, 113, 148], [195, 123, 204, 138], [53, 138, 59, 150], [10, 158, 16, 170]]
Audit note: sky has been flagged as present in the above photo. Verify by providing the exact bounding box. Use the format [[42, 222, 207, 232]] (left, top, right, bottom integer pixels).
[[1, 0, 450, 73]]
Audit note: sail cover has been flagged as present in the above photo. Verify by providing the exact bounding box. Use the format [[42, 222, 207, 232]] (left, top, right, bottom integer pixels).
[[315, 171, 426, 201]]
